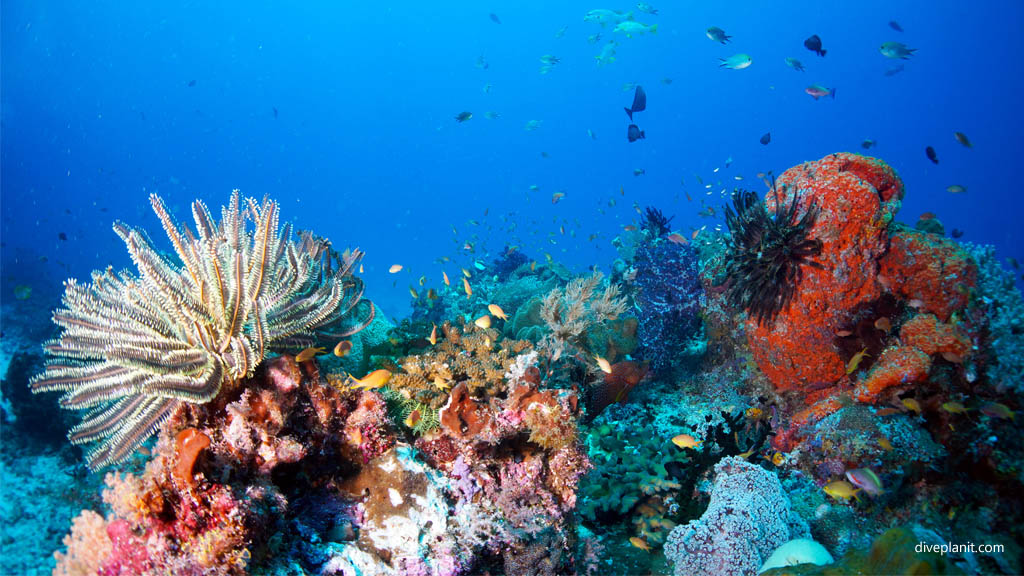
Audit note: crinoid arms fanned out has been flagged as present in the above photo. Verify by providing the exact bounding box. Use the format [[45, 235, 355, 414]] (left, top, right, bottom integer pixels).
[[31, 191, 374, 469], [722, 182, 823, 326]]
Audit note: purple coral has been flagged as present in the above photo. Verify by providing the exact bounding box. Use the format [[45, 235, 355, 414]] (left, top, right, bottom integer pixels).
[[665, 457, 809, 576], [633, 235, 703, 373]]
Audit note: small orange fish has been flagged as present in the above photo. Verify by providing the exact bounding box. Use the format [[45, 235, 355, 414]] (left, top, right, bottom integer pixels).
[[488, 304, 508, 320], [875, 407, 901, 417], [691, 229, 700, 240], [389, 264, 403, 274], [350, 427, 363, 446], [359, 263, 364, 273], [919, 212, 937, 221], [745, 407, 763, 419], [552, 192, 565, 204], [595, 355, 612, 374], [530, 261, 537, 271], [433, 375, 450, 390], [901, 397, 922, 414], [333, 340, 353, 357], [666, 232, 688, 245], [463, 277, 473, 298], [672, 434, 702, 449], [404, 409, 422, 428], [427, 288, 438, 300], [941, 351, 965, 363], [771, 452, 786, 466], [629, 537, 651, 552], [442, 271, 450, 286], [295, 346, 326, 363], [846, 347, 870, 374], [623, 225, 637, 231], [874, 317, 892, 332], [429, 324, 438, 345], [409, 286, 419, 299], [351, 369, 392, 391], [475, 315, 492, 329], [835, 329, 854, 337]]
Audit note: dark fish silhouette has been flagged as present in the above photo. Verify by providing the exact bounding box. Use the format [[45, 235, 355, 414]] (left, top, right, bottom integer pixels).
[[951, 229, 964, 239], [884, 64, 904, 77], [627, 124, 645, 142], [804, 34, 826, 57], [272, 107, 278, 119], [624, 85, 646, 120], [58, 232, 68, 241], [489, 13, 501, 24], [760, 132, 771, 145], [889, 20, 903, 32], [187, 79, 196, 87], [926, 146, 939, 164]]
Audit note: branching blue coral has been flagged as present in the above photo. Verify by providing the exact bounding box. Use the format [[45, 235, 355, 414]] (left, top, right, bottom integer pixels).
[[31, 191, 374, 469]]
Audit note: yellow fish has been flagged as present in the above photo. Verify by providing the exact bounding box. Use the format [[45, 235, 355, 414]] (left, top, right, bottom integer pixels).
[[419, 275, 426, 286], [941, 401, 969, 414], [359, 263, 364, 274], [433, 376, 450, 391], [672, 434, 702, 449], [823, 480, 861, 502], [429, 324, 438, 345], [350, 369, 392, 391], [629, 537, 651, 552], [295, 346, 326, 363], [846, 347, 870, 374], [878, 437, 894, 451], [463, 277, 473, 298], [462, 268, 472, 278], [333, 340, 353, 357], [389, 264, 403, 274], [902, 398, 922, 414], [409, 286, 419, 299], [595, 355, 612, 374], [404, 409, 422, 429], [443, 270, 450, 286], [488, 304, 508, 320], [475, 315, 492, 329]]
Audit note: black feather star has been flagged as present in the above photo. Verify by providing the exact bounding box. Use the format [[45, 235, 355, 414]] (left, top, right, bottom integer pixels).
[[722, 181, 823, 326]]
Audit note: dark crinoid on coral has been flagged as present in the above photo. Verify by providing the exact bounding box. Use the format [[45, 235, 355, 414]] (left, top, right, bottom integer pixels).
[[639, 206, 674, 238], [31, 191, 374, 469], [723, 183, 823, 326]]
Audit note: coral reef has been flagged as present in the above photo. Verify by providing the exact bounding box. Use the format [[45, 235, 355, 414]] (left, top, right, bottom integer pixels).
[[631, 226, 704, 375], [665, 457, 809, 576], [51, 354, 395, 575], [30, 191, 373, 468]]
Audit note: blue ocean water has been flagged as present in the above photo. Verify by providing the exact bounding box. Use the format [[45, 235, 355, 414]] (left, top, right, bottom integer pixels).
[[3, 1, 1021, 317], [4, 2, 1024, 575]]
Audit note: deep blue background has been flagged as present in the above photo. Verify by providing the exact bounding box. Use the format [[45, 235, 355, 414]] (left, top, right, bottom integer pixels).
[[4, 1, 1022, 318]]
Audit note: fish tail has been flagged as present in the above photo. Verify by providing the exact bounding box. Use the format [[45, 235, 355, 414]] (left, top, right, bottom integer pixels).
[[624, 107, 633, 120], [640, 130, 645, 139], [820, 49, 827, 57], [831, 88, 836, 100]]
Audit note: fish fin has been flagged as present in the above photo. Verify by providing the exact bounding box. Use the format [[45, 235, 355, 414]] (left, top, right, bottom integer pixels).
[[640, 130, 645, 139], [821, 49, 827, 57], [625, 107, 633, 120]]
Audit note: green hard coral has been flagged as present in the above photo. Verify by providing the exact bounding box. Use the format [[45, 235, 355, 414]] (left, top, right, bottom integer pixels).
[[31, 191, 374, 469]]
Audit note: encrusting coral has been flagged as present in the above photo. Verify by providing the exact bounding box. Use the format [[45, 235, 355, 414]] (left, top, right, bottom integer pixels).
[[30, 191, 374, 468]]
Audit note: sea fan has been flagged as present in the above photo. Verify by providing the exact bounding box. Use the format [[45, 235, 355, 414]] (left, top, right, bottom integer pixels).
[[31, 191, 374, 469], [722, 184, 823, 326]]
